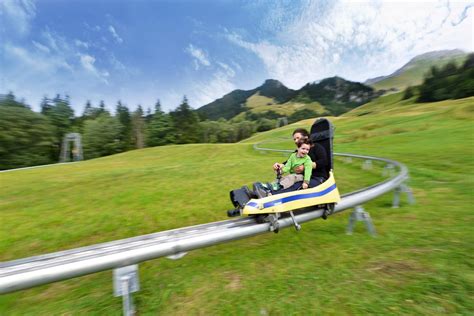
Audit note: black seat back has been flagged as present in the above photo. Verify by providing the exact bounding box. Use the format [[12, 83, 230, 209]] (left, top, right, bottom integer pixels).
[[310, 118, 334, 173]]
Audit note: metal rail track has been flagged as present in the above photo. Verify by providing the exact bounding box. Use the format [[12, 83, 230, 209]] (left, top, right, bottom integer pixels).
[[0, 148, 412, 302]]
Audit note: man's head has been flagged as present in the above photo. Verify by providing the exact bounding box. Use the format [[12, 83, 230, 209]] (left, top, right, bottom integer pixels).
[[292, 128, 310, 145]]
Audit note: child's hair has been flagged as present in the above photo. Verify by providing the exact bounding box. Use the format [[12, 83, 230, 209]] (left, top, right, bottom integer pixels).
[[296, 138, 312, 148]]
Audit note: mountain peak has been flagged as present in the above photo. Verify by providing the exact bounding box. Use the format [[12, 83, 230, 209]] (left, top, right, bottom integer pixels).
[[320, 76, 346, 83], [256, 79, 295, 103], [261, 79, 284, 88]]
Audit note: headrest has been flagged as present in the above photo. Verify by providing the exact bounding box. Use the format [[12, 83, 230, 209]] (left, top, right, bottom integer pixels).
[[311, 130, 331, 142]]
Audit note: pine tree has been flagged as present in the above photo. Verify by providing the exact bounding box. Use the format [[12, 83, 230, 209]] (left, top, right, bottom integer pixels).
[[146, 103, 174, 146], [98, 100, 110, 116], [40, 96, 53, 114], [82, 101, 104, 120], [83, 100, 92, 114], [169, 96, 201, 144], [115, 101, 132, 150], [154, 99, 163, 114], [131, 105, 145, 149], [50, 95, 74, 135], [145, 107, 153, 123], [42, 94, 75, 161]]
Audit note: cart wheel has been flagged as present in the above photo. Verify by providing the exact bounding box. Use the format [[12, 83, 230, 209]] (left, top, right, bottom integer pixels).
[[322, 203, 335, 220], [255, 214, 266, 223]]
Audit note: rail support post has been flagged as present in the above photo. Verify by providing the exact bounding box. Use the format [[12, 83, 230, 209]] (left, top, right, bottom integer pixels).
[[382, 163, 395, 177], [392, 182, 415, 208], [362, 159, 373, 170], [346, 205, 376, 236], [166, 252, 188, 260], [114, 265, 140, 316]]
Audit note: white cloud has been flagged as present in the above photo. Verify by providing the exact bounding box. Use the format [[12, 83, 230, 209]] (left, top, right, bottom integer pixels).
[[1, 0, 36, 36], [231, 60, 243, 72], [42, 29, 59, 51], [228, 0, 473, 87], [190, 71, 236, 107], [185, 44, 211, 70], [32, 40, 50, 54], [5, 42, 71, 73], [6, 44, 41, 69], [108, 25, 123, 43], [83, 22, 101, 32], [79, 54, 109, 84], [80, 54, 96, 72], [187, 62, 237, 107], [452, 3, 473, 25], [109, 54, 126, 70], [74, 39, 90, 49], [217, 61, 236, 77]]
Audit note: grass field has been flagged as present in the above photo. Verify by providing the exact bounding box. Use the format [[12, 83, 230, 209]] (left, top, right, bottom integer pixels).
[[0, 95, 473, 314]]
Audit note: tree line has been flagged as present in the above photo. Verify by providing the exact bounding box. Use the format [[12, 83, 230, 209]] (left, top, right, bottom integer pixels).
[[0, 93, 290, 170], [403, 53, 474, 101]]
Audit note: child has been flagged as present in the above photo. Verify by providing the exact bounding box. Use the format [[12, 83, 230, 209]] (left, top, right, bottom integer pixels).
[[254, 138, 313, 198], [277, 138, 313, 190]]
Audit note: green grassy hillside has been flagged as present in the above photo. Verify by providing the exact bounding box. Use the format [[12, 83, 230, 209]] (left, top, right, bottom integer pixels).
[[233, 92, 326, 118], [1, 96, 473, 314], [372, 54, 468, 91]]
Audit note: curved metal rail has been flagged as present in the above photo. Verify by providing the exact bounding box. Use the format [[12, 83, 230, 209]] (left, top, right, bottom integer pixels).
[[0, 147, 410, 295]]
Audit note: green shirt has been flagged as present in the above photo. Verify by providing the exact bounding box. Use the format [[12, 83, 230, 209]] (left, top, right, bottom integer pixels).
[[282, 153, 313, 183]]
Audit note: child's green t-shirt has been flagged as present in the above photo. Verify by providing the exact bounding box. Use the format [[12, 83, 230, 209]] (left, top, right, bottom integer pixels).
[[282, 153, 313, 183]]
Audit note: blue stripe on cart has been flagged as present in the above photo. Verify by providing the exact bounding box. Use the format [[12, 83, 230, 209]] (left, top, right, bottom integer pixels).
[[262, 184, 337, 208]]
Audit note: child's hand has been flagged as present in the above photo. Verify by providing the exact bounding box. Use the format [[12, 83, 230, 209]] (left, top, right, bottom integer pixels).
[[302, 182, 308, 189], [273, 163, 283, 171]]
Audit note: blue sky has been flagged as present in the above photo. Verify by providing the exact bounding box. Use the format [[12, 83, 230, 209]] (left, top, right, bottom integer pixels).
[[1, 0, 473, 114]]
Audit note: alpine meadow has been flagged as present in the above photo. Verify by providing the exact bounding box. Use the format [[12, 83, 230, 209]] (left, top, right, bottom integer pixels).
[[1, 0, 474, 314], [1, 91, 473, 314]]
